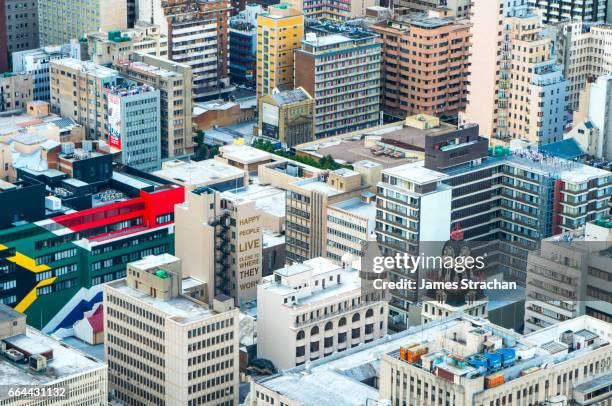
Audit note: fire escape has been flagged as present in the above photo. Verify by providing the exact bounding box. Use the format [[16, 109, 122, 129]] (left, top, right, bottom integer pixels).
[[212, 211, 232, 297]]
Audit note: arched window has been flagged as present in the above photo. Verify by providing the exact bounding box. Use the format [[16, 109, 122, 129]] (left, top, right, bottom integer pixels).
[[297, 330, 305, 340], [365, 309, 374, 318], [324, 321, 333, 331], [338, 317, 347, 327], [352, 313, 361, 322], [310, 326, 319, 335]]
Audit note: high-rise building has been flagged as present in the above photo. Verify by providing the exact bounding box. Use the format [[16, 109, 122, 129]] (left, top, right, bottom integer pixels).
[[229, 4, 263, 85], [114, 54, 194, 159], [375, 123, 611, 327], [524, 218, 612, 332], [257, 256, 388, 370], [84, 22, 168, 66], [38, 0, 127, 46], [568, 74, 612, 159], [0, 72, 32, 112], [11, 44, 81, 102], [106, 84, 161, 172], [461, 0, 569, 145], [175, 186, 263, 306], [371, 9, 471, 120], [284, 0, 377, 20], [0, 304, 108, 405], [295, 21, 381, 138], [392, 0, 472, 18], [258, 87, 315, 147], [556, 21, 612, 111], [49, 59, 121, 139], [256, 4, 304, 97], [0, 0, 40, 72], [138, 0, 234, 101], [530, 0, 608, 24], [104, 254, 240, 405]]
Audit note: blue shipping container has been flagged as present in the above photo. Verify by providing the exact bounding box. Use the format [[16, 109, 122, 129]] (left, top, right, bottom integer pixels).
[[484, 352, 502, 371], [498, 348, 516, 367]]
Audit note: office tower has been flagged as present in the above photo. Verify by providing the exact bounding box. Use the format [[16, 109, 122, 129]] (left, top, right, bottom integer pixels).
[[524, 218, 612, 332], [138, 0, 234, 101], [0, 72, 32, 112], [285, 168, 373, 263], [38, 0, 127, 46], [530, 0, 607, 23], [326, 193, 377, 263], [49, 59, 121, 139], [295, 21, 381, 138], [11, 44, 81, 102], [106, 84, 161, 172], [568, 74, 612, 159], [257, 257, 388, 369], [258, 87, 315, 147], [379, 315, 611, 406], [375, 123, 611, 327], [556, 21, 612, 111], [229, 4, 262, 85], [256, 4, 304, 97], [0, 175, 183, 329], [84, 23, 168, 65], [104, 254, 239, 405], [0, 0, 39, 72], [114, 54, 194, 159], [175, 186, 263, 306], [0, 304, 108, 405], [393, 0, 472, 18], [371, 9, 471, 120], [284, 0, 376, 20], [461, 0, 568, 145]]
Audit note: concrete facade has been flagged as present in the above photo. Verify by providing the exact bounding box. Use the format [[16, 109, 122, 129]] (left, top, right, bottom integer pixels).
[[258, 87, 315, 147], [0, 72, 32, 113], [0, 0, 39, 72]]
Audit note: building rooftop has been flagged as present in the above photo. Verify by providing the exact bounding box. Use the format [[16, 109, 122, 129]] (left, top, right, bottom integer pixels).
[[230, 182, 286, 218], [269, 88, 312, 105], [330, 197, 376, 221], [384, 160, 449, 184], [0, 328, 104, 390], [50, 58, 118, 78], [153, 159, 244, 187], [116, 59, 184, 78], [220, 144, 277, 164], [291, 177, 342, 196]]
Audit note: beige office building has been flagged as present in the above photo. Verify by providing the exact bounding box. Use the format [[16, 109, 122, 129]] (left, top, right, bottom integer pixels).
[[0, 305, 107, 406], [85, 22, 168, 65], [49, 59, 120, 139], [104, 254, 239, 406], [114, 54, 194, 158], [286, 168, 372, 263], [525, 219, 612, 333], [257, 256, 388, 370], [556, 21, 612, 111], [175, 187, 263, 306], [0, 72, 33, 113]]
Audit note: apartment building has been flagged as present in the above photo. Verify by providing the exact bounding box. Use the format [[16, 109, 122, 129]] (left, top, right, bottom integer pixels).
[[11, 44, 81, 102], [393, 0, 472, 18], [286, 168, 372, 263], [556, 21, 612, 111], [524, 218, 612, 332], [326, 193, 376, 264], [38, 0, 127, 46], [257, 256, 388, 369], [114, 54, 193, 159], [106, 84, 161, 172], [84, 22, 168, 65], [229, 5, 263, 85], [380, 315, 612, 406], [371, 9, 471, 120], [0, 72, 32, 113], [285, 0, 377, 20], [256, 4, 304, 97], [104, 254, 240, 406], [375, 123, 611, 326], [295, 21, 381, 138], [462, 0, 568, 145], [258, 87, 315, 147], [0, 305, 108, 406], [530, 0, 608, 23], [138, 0, 234, 101], [0, 0, 39, 72], [175, 186, 263, 306], [49, 59, 121, 139]]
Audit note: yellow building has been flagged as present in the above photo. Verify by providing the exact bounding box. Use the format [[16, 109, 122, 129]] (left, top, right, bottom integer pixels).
[[256, 4, 304, 98]]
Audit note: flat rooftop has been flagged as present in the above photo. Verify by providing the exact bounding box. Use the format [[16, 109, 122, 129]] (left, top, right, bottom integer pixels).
[[220, 144, 277, 164], [50, 58, 118, 78], [0, 328, 104, 390], [153, 159, 244, 187], [230, 182, 285, 218], [384, 160, 450, 184], [330, 197, 376, 221], [291, 177, 342, 196]]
